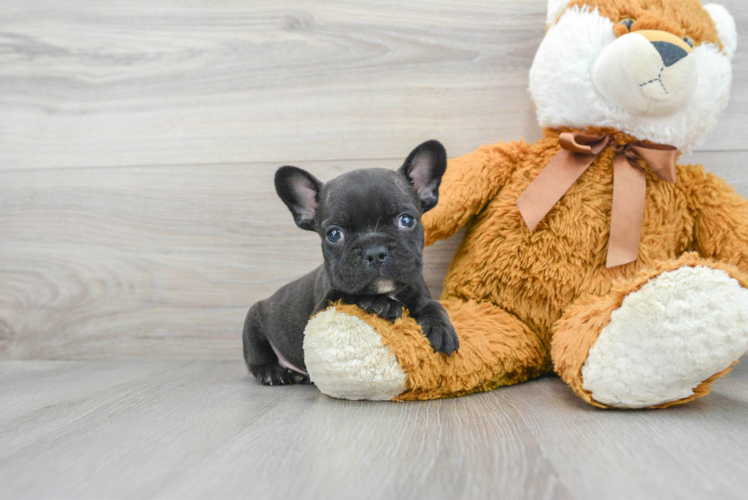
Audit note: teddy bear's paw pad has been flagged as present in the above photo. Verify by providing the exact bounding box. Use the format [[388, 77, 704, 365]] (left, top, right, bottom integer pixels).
[[582, 266, 748, 408], [303, 308, 407, 400]]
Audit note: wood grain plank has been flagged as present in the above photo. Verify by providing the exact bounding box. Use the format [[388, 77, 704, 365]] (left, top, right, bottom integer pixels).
[[1, 359, 747, 499], [500, 360, 748, 500], [0, 359, 567, 500], [0, 359, 186, 424], [0, 360, 296, 500], [2, 151, 747, 359], [161, 390, 570, 500], [0, 0, 746, 170], [0, 159, 392, 359]]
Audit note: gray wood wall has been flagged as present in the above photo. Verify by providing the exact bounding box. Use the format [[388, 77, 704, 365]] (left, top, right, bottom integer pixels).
[[1, 0, 747, 360]]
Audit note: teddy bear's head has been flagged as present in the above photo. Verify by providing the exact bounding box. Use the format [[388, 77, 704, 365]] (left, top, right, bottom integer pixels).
[[529, 0, 737, 151]]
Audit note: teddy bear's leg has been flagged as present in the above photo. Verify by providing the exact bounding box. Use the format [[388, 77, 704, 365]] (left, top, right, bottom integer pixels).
[[395, 298, 548, 400], [304, 298, 547, 401], [552, 254, 748, 409]]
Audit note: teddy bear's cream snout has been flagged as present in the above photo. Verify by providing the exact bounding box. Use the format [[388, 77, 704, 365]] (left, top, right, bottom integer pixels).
[[592, 29, 697, 118]]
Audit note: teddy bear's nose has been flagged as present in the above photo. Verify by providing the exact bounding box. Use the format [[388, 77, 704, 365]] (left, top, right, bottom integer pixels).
[[651, 41, 688, 67], [634, 30, 693, 67]]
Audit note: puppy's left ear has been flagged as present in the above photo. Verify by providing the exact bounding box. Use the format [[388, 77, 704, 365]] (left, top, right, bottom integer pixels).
[[398, 140, 447, 212], [275, 166, 324, 231]]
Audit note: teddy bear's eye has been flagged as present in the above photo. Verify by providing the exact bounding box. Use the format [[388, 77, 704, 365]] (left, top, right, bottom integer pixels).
[[683, 36, 694, 48], [620, 18, 635, 31]]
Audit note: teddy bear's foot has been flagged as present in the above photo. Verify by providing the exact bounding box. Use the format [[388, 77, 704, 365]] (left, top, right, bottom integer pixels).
[[303, 307, 408, 401], [553, 256, 748, 409], [582, 266, 748, 408]]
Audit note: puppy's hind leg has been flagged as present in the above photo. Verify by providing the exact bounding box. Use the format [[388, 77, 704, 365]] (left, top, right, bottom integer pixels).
[[243, 302, 310, 386]]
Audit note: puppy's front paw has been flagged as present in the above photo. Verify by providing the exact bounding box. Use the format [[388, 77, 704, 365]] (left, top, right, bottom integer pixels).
[[256, 364, 312, 386], [417, 302, 459, 355], [355, 295, 403, 322]]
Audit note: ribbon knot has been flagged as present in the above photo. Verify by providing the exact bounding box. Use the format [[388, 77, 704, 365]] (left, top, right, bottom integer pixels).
[[516, 132, 678, 268]]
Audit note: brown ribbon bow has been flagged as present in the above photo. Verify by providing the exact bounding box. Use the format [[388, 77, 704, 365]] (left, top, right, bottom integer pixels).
[[516, 132, 678, 268]]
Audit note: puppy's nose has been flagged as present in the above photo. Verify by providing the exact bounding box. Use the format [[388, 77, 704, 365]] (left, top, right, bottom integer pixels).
[[364, 245, 389, 266], [651, 42, 688, 67]]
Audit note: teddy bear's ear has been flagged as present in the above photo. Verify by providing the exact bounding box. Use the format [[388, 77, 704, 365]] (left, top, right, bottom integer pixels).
[[704, 4, 737, 60], [546, 0, 571, 27]]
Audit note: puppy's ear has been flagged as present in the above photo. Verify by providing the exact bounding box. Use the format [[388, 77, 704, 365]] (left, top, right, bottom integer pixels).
[[398, 140, 447, 212], [275, 166, 324, 231]]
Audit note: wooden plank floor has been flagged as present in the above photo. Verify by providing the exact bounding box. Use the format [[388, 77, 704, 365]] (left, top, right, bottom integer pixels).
[[2, 2, 748, 498], [1, 359, 748, 500]]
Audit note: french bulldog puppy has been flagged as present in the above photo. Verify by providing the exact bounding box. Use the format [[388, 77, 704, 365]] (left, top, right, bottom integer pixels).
[[243, 140, 459, 385]]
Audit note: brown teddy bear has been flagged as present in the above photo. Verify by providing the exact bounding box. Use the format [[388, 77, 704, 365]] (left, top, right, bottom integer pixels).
[[302, 0, 748, 409]]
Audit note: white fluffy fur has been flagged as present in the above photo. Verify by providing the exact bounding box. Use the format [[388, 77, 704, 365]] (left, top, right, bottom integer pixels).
[[303, 307, 407, 400], [582, 267, 748, 408], [547, 0, 572, 26], [705, 4, 737, 60], [529, 5, 733, 152]]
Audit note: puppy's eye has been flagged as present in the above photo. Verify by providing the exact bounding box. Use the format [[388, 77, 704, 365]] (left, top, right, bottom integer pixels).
[[398, 214, 415, 229], [620, 18, 635, 31], [683, 36, 694, 48], [326, 228, 344, 243]]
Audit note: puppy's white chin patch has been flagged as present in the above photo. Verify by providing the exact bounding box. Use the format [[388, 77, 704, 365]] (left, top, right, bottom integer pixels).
[[375, 279, 396, 294]]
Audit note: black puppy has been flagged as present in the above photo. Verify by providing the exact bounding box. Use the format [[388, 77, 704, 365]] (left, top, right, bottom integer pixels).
[[243, 140, 459, 385]]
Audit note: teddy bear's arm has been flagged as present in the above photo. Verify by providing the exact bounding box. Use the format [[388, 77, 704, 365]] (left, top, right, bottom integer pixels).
[[686, 165, 748, 272], [422, 142, 523, 246]]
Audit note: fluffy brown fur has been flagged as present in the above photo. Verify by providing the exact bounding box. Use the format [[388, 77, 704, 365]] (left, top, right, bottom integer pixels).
[[418, 125, 748, 406], [560, 0, 722, 50], [331, 299, 546, 401]]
